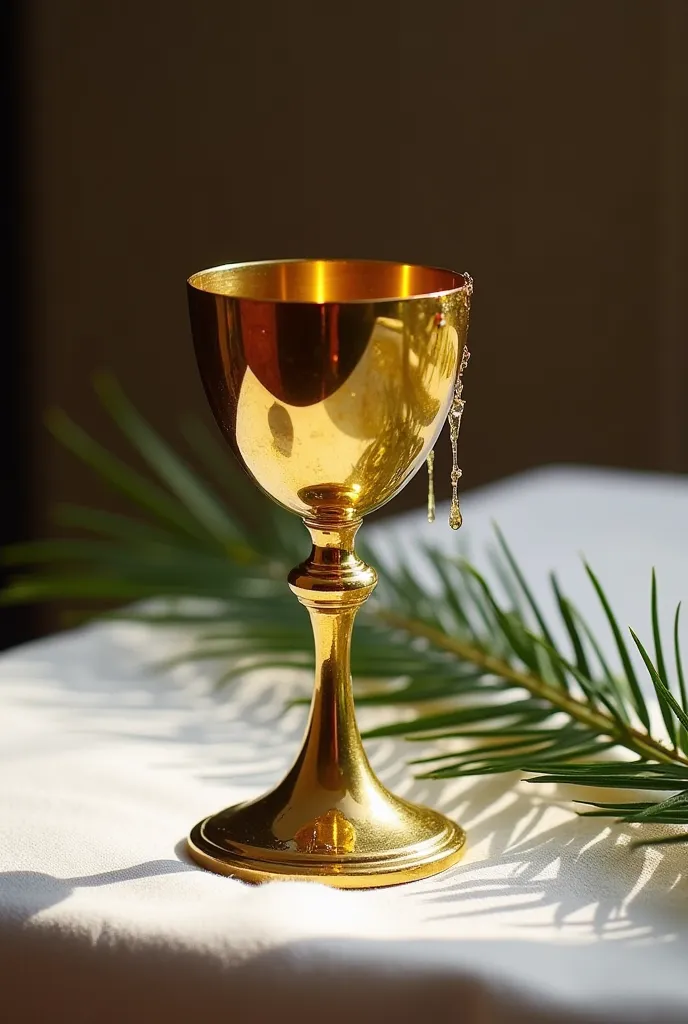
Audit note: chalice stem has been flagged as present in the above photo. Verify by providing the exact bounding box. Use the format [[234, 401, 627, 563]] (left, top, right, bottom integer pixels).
[[286, 520, 378, 804], [301, 606, 366, 789]]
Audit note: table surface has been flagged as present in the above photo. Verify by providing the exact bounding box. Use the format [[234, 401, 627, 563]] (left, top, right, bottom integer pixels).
[[2, 466, 688, 1024]]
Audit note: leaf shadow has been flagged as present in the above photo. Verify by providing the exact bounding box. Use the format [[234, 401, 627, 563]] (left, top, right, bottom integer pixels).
[[5, 624, 688, 948], [402, 774, 687, 943], [0, 624, 312, 790]]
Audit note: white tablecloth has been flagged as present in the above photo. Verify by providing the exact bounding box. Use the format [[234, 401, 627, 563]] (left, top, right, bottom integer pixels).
[[2, 467, 688, 1023]]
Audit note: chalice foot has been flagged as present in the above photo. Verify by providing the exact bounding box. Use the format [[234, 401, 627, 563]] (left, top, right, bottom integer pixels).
[[188, 802, 466, 888]]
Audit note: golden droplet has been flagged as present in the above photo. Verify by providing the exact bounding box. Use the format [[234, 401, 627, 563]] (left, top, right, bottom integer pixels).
[[426, 449, 436, 523], [449, 497, 463, 530]]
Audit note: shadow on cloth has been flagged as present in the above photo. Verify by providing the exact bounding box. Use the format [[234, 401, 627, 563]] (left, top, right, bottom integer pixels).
[[403, 773, 686, 942], [0, 859, 195, 921], [4, 623, 687, 948], [0, 930, 685, 1024]]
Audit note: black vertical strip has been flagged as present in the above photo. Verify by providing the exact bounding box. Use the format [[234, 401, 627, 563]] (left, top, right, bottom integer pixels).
[[0, 1, 34, 649]]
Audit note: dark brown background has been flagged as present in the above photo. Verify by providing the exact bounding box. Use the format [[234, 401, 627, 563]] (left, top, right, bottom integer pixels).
[[10, 0, 688, 639]]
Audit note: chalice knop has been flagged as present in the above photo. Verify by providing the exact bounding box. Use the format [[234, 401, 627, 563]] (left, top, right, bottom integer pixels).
[[187, 259, 472, 887]]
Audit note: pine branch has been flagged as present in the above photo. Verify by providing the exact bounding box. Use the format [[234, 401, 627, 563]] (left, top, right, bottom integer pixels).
[[373, 608, 685, 768], [4, 377, 688, 844]]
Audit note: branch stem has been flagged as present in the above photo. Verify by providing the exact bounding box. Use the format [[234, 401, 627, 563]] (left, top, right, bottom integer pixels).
[[376, 608, 688, 768]]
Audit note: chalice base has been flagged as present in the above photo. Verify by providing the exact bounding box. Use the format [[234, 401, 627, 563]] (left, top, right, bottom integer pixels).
[[187, 519, 467, 888], [187, 785, 466, 888]]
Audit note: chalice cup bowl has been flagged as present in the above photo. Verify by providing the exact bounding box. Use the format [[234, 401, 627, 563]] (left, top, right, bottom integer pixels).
[[187, 259, 472, 888]]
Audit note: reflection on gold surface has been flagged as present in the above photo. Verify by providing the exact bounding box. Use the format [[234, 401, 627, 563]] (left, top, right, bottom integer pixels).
[[267, 402, 294, 458], [187, 260, 472, 888], [294, 808, 357, 855], [188, 257, 465, 304], [189, 260, 470, 521]]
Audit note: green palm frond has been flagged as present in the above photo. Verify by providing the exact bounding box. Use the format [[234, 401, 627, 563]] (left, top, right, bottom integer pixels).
[[4, 376, 688, 844]]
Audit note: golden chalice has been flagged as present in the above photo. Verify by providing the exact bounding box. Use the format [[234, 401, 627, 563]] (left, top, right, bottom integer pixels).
[[187, 259, 472, 887]]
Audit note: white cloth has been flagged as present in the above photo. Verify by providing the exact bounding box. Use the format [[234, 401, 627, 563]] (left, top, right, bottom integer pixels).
[[2, 467, 688, 1023]]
